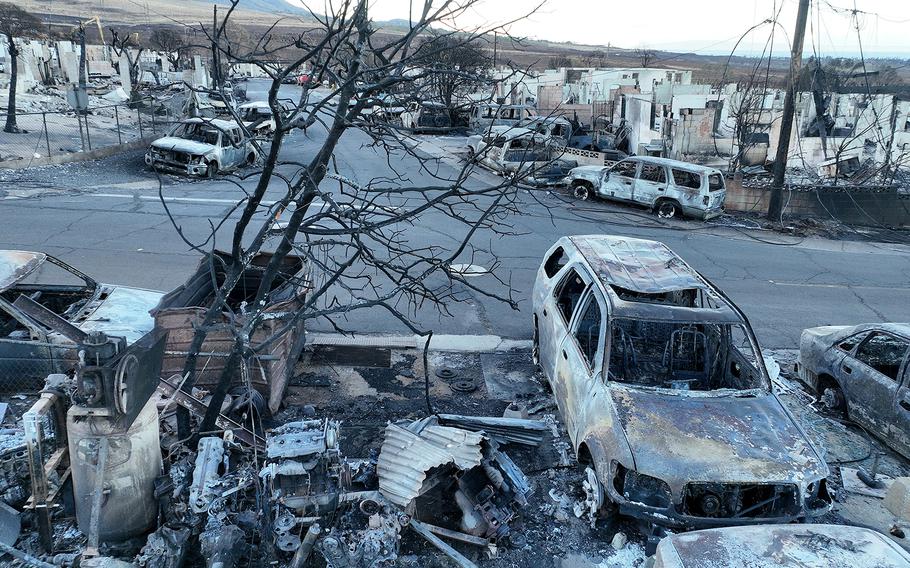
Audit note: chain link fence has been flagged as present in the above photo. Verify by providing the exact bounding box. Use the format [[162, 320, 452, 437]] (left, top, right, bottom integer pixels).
[[0, 97, 176, 168]]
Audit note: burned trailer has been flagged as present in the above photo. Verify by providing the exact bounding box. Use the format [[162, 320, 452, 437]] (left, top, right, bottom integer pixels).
[[152, 251, 310, 414], [531, 235, 832, 531]]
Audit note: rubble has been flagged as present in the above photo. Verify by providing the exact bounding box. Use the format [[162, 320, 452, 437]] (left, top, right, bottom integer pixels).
[[377, 416, 531, 544]]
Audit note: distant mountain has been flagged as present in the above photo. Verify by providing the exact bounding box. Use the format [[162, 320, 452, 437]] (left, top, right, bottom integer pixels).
[[212, 0, 312, 17]]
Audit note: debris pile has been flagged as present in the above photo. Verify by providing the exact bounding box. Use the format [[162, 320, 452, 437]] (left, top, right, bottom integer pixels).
[[377, 416, 533, 553]]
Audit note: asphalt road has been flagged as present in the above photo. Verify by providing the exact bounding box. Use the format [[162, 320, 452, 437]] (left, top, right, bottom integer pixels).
[[2, 81, 909, 349]]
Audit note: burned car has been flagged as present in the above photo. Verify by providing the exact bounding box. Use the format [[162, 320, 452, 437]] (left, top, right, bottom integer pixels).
[[797, 323, 910, 459], [238, 101, 276, 138], [532, 235, 831, 529], [565, 157, 726, 220], [145, 118, 259, 177], [647, 524, 910, 567], [400, 101, 451, 133], [467, 126, 578, 187], [0, 250, 162, 385]]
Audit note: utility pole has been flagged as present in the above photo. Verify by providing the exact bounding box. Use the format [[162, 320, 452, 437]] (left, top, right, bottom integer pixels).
[[768, 0, 810, 221]]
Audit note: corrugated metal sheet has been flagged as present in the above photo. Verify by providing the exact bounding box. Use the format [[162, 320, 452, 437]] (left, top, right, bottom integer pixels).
[[378, 422, 484, 508]]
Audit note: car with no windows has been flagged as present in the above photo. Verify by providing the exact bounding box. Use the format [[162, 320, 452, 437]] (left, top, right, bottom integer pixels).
[[145, 118, 259, 178], [797, 323, 910, 459], [0, 251, 162, 385], [531, 235, 831, 529], [564, 157, 726, 220]]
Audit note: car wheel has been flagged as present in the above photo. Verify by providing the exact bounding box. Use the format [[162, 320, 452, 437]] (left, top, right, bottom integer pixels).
[[656, 200, 681, 219], [821, 383, 847, 416], [573, 183, 592, 201], [206, 161, 219, 178], [246, 152, 257, 166]]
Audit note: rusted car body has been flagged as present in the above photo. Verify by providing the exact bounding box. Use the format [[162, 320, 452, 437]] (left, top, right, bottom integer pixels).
[[238, 101, 276, 138], [145, 118, 258, 177], [0, 251, 162, 385], [467, 126, 578, 186], [648, 524, 910, 567], [797, 323, 910, 459], [531, 235, 831, 529], [564, 157, 726, 220], [151, 251, 310, 414]]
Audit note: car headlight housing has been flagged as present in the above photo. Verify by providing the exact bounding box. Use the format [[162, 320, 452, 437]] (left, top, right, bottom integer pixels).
[[804, 478, 831, 510], [613, 462, 672, 508], [190, 155, 205, 165]]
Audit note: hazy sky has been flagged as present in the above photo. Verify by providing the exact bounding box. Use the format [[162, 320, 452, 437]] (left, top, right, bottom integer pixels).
[[288, 0, 910, 56]]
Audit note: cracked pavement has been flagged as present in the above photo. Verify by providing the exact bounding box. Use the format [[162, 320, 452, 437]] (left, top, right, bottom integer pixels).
[[1, 84, 909, 348]]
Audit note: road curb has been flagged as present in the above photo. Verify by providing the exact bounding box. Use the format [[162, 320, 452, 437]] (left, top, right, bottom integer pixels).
[[306, 332, 532, 352]]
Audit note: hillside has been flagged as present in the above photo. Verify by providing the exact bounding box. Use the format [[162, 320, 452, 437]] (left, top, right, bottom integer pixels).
[[18, 0, 905, 88]]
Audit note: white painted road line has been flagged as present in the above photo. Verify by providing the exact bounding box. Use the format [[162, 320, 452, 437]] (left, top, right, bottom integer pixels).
[[92, 192, 279, 206], [89, 193, 402, 212]]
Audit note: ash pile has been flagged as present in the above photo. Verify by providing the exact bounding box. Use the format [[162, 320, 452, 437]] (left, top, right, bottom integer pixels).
[[0, 329, 542, 568]]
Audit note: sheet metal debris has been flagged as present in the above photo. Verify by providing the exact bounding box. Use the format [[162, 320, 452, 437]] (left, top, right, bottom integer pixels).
[[437, 414, 548, 446], [378, 416, 532, 546]]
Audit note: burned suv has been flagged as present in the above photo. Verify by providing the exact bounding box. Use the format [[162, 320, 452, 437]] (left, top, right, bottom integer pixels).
[[532, 235, 831, 529]]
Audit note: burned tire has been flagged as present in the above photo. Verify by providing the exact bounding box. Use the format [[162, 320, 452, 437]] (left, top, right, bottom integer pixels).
[[656, 199, 681, 219], [246, 152, 257, 166], [206, 161, 219, 178], [573, 182, 592, 201], [821, 381, 847, 417]]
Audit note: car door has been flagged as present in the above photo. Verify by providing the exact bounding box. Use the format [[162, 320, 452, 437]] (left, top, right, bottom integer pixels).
[[554, 288, 606, 441], [598, 159, 637, 202], [893, 356, 910, 456], [538, 264, 591, 406], [634, 162, 669, 207], [841, 332, 909, 437]]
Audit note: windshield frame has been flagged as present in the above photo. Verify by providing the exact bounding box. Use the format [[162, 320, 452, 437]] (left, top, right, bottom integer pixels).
[[604, 316, 771, 395]]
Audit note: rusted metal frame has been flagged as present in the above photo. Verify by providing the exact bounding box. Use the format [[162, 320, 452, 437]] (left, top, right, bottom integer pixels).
[[22, 390, 69, 552], [409, 519, 478, 568], [422, 522, 490, 547], [13, 294, 89, 343], [157, 375, 265, 448]]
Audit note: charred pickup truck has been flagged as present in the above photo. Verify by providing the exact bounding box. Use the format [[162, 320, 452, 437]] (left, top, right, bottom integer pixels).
[[145, 118, 259, 177], [532, 235, 831, 529]]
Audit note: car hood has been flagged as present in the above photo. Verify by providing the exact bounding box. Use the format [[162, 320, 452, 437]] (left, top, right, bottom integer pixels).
[[611, 387, 826, 489], [70, 285, 164, 344], [568, 165, 605, 178], [151, 137, 215, 155]]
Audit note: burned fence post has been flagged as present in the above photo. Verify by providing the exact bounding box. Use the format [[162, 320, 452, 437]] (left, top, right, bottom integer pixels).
[[77, 112, 86, 152], [84, 111, 92, 151], [114, 104, 122, 145], [41, 112, 51, 158]]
